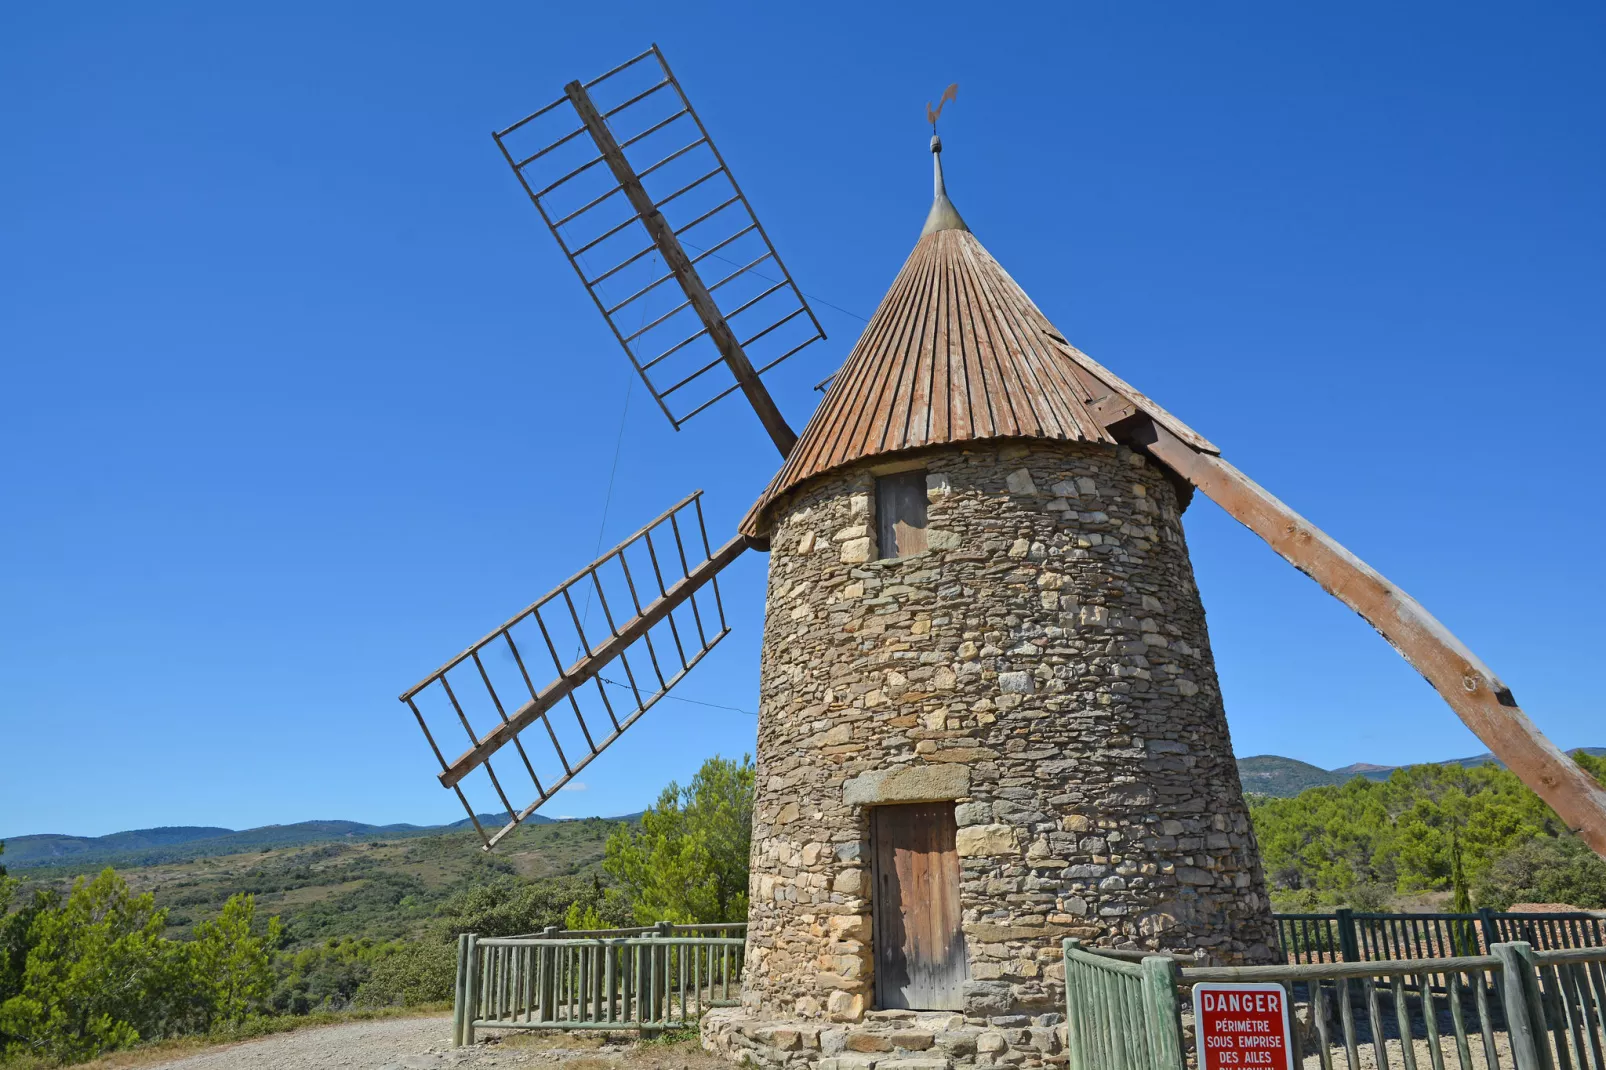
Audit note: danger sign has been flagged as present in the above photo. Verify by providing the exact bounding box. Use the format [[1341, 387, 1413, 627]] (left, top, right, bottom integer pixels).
[[1193, 982, 1293, 1070]]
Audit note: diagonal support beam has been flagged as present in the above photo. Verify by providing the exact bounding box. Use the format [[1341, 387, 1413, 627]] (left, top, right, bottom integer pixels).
[[1118, 415, 1606, 857], [437, 533, 749, 789], [564, 81, 797, 457]]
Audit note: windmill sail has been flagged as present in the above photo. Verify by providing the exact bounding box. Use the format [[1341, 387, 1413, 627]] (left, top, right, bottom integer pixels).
[[494, 45, 823, 456], [400, 491, 746, 848]]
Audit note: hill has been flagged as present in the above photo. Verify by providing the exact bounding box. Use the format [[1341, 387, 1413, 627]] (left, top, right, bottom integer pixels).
[[1236, 747, 1604, 797], [6, 815, 628, 949], [0, 813, 560, 871]]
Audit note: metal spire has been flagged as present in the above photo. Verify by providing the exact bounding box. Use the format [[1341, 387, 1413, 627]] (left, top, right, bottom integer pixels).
[[920, 84, 969, 237]]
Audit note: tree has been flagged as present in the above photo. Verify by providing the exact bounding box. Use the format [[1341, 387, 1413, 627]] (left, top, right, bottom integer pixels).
[[1474, 837, 1606, 910], [604, 754, 755, 924], [186, 893, 280, 1029], [0, 869, 173, 1063], [1250, 753, 1606, 910], [1449, 831, 1473, 914]]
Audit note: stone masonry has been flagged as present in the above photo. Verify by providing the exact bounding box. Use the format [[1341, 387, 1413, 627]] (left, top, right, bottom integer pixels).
[[737, 438, 1278, 1045]]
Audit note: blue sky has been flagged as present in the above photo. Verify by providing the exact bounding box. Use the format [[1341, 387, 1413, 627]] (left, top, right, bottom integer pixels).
[[3, 3, 1602, 838]]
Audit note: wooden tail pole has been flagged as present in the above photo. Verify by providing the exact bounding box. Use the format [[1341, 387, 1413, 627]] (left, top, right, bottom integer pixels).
[[1125, 417, 1606, 858]]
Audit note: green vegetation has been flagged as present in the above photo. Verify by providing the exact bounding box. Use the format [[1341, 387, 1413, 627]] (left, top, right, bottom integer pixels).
[[0, 871, 276, 1063], [1251, 752, 1606, 911], [0, 757, 759, 1066], [603, 755, 755, 924]]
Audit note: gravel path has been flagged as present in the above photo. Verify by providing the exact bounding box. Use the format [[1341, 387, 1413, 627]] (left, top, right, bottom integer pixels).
[[140, 1017, 716, 1070], [144, 1017, 465, 1070]]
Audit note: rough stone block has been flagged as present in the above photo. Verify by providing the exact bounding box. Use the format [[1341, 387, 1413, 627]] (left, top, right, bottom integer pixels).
[[976, 1032, 1008, 1054], [828, 989, 866, 1022], [886, 1031, 935, 1050], [824, 1056, 879, 1070], [963, 981, 1015, 1017], [847, 1033, 894, 1052], [955, 824, 1018, 857], [843, 764, 971, 806], [1006, 469, 1037, 495], [954, 801, 993, 827], [997, 672, 1034, 694]]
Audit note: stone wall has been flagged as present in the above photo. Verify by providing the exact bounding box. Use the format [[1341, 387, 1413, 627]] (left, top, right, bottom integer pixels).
[[744, 439, 1277, 1027]]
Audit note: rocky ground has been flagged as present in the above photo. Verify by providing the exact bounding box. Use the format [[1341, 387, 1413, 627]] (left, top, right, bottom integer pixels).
[[139, 1017, 724, 1070]]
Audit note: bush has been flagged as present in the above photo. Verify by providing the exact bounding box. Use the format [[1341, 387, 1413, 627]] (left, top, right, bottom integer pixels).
[[0, 870, 280, 1064], [353, 942, 457, 1008], [1474, 837, 1606, 910]]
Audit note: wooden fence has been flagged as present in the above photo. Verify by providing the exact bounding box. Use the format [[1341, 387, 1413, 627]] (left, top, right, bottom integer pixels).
[[1278, 910, 1606, 965], [1064, 938, 1606, 1070], [451, 922, 744, 1044]]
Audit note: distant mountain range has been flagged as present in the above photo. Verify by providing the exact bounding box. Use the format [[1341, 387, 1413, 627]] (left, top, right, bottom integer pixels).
[[6, 748, 1600, 869], [1237, 748, 1606, 798], [0, 814, 559, 871]]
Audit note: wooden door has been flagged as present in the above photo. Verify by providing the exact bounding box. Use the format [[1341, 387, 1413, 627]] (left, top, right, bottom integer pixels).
[[871, 802, 967, 1010]]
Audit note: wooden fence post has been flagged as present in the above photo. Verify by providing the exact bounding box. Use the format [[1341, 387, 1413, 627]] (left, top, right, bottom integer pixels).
[[452, 933, 468, 1047], [1479, 908, 1499, 952], [462, 933, 480, 1047], [1140, 955, 1185, 1070], [1493, 942, 1546, 1070], [1511, 942, 1559, 1070], [1335, 909, 1360, 963], [652, 921, 671, 1028]]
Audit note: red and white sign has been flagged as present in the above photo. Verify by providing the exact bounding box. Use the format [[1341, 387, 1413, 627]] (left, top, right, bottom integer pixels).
[[1192, 982, 1294, 1070]]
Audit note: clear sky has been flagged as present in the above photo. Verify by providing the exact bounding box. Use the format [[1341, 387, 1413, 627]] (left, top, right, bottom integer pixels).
[[3, 3, 1602, 839]]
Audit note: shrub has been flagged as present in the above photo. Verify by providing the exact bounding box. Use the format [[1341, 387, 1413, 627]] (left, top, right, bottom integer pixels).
[[353, 942, 457, 1007]]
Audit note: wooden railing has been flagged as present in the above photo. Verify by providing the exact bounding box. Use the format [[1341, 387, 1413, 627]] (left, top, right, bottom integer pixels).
[[1064, 938, 1606, 1070], [451, 922, 745, 1044], [1277, 909, 1606, 965]]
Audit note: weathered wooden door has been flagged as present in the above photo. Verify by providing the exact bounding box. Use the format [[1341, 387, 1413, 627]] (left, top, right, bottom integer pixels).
[[871, 802, 967, 1010]]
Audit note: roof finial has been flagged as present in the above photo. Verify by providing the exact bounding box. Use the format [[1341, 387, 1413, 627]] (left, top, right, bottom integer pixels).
[[921, 84, 969, 237], [926, 83, 957, 132]]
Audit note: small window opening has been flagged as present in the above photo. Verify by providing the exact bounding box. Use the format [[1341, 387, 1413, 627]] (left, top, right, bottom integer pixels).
[[875, 470, 928, 559]]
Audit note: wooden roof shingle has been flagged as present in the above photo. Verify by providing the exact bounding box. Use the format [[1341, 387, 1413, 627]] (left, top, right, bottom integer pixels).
[[741, 147, 1217, 539]]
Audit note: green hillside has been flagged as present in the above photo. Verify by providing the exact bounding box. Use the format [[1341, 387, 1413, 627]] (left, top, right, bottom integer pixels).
[[1236, 747, 1605, 798], [2, 814, 558, 871], [10, 816, 619, 947], [1249, 751, 1606, 911]]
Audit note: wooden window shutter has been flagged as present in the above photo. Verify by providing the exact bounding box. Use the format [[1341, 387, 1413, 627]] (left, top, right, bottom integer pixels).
[[875, 471, 928, 559]]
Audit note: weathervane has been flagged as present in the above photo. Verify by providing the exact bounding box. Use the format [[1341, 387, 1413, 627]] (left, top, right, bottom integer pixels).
[[926, 82, 957, 131]]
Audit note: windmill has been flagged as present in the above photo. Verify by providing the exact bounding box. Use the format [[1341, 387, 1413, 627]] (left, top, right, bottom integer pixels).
[[400, 45, 1606, 1016]]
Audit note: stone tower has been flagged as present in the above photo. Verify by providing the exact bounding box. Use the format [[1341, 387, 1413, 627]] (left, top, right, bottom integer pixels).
[[717, 136, 1276, 1050]]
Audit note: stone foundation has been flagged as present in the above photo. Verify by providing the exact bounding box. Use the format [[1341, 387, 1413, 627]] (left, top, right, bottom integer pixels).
[[743, 439, 1278, 1028], [703, 1007, 1068, 1070]]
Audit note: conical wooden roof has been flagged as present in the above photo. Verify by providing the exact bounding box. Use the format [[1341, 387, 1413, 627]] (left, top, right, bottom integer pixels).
[[741, 140, 1216, 539]]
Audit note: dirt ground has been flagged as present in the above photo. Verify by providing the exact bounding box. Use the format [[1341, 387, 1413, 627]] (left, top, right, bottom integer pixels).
[[124, 1016, 726, 1070]]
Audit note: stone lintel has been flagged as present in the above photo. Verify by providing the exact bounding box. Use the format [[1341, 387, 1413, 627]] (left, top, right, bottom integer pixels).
[[842, 764, 971, 807]]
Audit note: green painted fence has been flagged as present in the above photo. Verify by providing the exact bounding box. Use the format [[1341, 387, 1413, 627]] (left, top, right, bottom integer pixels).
[[1065, 938, 1606, 1070], [1277, 910, 1606, 965], [451, 923, 745, 1044]]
